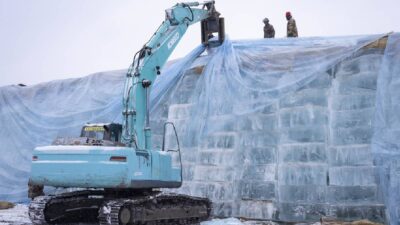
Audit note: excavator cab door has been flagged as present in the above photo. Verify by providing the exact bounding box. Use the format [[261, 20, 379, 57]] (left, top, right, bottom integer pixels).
[[106, 123, 122, 142]]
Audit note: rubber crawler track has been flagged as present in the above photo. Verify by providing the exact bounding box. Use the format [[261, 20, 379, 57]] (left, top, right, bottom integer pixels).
[[29, 190, 211, 225], [29, 195, 51, 225], [99, 193, 211, 225]]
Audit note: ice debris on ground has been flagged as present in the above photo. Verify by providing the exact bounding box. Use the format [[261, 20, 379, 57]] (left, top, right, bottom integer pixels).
[[201, 218, 244, 225], [0, 204, 30, 225]]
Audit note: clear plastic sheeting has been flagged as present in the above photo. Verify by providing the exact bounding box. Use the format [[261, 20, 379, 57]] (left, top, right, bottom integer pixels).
[[372, 33, 400, 225], [172, 35, 387, 143], [0, 34, 399, 223], [0, 71, 125, 202], [150, 45, 206, 113]]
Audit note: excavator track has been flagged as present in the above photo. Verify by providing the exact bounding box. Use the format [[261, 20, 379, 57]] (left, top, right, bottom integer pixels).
[[29, 195, 52, 225], [29, 190, 211, 225], [29, 190, 106, 224], [98, 193, 211, 225]]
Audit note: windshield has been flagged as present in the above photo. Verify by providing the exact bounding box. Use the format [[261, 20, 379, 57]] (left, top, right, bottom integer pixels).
[[82, 126, 105, 140]]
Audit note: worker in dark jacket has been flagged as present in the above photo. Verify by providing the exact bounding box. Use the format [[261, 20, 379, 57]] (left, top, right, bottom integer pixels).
[[286, 12, 298, 37], [263, 18, 275, 38]]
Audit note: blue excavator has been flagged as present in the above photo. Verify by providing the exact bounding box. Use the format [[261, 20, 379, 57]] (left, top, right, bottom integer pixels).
[[28, 1, 224, 224]]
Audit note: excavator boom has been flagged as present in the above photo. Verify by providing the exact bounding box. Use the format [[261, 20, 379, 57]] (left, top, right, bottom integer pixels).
[[122, 1, 224, 150]]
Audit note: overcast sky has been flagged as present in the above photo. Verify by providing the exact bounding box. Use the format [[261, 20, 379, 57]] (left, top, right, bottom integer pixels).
[[1, 0, 399, 86]]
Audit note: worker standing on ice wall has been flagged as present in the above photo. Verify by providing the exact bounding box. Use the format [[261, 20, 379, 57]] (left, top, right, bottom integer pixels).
[[286, 11, 298, 37], [263, 18, 275, 38]]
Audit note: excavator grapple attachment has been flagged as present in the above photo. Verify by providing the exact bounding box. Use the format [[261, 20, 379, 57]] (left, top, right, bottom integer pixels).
[[201, 2, 225, 46]]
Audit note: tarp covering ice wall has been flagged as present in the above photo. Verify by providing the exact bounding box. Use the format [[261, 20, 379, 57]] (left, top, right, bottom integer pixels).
[[158, 35, 390, 223], [373, 33, 400, 225], [0, 34, 397, 222], [0, 72, 125, 201]]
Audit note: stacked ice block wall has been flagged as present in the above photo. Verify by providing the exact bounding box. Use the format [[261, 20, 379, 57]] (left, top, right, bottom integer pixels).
[[327, 50, 385, 222], [154, 48, 386, 223]]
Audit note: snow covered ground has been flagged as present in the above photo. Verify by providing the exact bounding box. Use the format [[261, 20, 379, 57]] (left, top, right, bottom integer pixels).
[[0, 205, 30, 225], [0, 204, 314, 225]]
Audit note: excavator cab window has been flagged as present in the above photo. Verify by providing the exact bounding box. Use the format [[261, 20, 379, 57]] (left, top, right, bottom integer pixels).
[[80, 123, 122, 143], [81, 126, 106, 140]]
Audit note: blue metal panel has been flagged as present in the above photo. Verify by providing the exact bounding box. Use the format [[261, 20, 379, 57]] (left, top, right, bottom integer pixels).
[[159, 153, 172, 179], [151, 151, 160, 179], [30, 145, 181, 189]]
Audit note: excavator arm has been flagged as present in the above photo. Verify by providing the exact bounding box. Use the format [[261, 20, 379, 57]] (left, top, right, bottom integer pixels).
[[122, 1, 224, 149]]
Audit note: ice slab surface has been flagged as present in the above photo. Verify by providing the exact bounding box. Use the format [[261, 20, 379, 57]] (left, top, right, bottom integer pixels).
[[201, 218, 244, 225], [1, 34, 399, 223]]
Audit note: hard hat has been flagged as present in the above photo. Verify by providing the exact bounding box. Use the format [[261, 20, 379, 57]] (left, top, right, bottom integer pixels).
[[263, 18, 269, 23], [286, 11, 292, 17]]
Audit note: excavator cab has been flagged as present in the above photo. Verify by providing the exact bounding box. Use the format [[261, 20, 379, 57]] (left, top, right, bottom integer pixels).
[[50, 123, 123, 146]]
